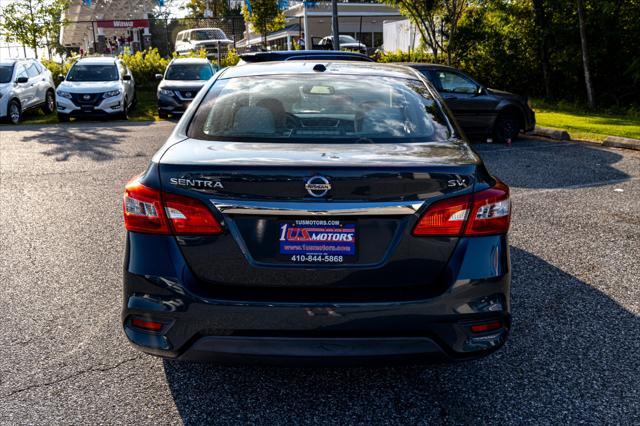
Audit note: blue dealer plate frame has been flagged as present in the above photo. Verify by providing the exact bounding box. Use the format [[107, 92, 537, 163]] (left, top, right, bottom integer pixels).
[[278, 219, 357, 263]]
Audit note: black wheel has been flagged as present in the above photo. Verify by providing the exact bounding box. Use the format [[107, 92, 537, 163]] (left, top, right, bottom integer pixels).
[[493, 114, 520, 144], [42, 90, 55, 114], [8, 99, 21, 124], [57, 113, 70, 122], [158, 110, 169, 119]]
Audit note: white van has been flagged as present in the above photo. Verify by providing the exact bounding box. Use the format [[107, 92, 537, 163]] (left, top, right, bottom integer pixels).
[[175, 28, 233, 58]]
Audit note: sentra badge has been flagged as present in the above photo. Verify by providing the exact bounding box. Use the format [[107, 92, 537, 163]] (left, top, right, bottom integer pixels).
[[170, 177, 223, 190]]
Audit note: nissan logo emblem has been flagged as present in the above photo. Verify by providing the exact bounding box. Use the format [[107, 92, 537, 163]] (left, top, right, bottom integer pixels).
[[185, 92, 192, 98], [305, 176, 331, 198], [83, 94, 91, 100]]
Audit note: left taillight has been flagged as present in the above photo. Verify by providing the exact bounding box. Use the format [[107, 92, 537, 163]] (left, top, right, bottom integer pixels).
[[123, 180, 170, 234], [123, 178, 222, 235]]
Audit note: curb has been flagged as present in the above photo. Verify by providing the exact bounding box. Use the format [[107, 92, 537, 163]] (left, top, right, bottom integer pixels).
[[531, 126, 640, 151], [531, 126, 570, 141], [602, 136, 640, 151]]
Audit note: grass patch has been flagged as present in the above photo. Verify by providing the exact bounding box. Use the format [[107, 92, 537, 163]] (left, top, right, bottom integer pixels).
[[1, 89, 159, 126], [532, 100, 640, 142]]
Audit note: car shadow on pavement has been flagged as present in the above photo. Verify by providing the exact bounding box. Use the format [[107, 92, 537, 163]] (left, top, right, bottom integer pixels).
[[474, 139, 631, 189], [19, 122, 144, 162], [162, 247, 639, 424]]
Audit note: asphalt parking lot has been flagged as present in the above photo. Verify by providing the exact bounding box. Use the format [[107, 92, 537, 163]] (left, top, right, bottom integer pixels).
[[0, 121, 638, 424]]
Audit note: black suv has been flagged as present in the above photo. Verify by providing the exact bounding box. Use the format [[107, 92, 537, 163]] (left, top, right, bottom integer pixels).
[[408, 64, 535, 143]]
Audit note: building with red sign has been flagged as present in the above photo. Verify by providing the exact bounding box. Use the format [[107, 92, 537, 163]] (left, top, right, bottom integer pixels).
[[60, 0, 159, 54]]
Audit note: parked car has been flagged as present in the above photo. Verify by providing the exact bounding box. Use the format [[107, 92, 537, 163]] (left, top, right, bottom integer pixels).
[[156, 58, 217, 119], [0, 59, 56, 124], [408, 64, 535, 143], [175, 28, 233, 58], [122, 61, 512, 364], [56, 57, 135, 121], [238, 50, 373, 64], [316, 35, 367, 54]]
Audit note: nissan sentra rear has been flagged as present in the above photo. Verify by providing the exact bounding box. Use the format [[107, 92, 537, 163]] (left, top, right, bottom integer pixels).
[[121, 62, 511, 364]]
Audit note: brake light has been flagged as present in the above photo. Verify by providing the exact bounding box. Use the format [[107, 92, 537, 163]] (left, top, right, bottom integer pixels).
[[466, 181, 511, 236], [412, 194, 471, 236], [412, 180, 510, 237], [123, 180, 170, 234], [123, 178, 222, 235], [163, 192, 223, 235]]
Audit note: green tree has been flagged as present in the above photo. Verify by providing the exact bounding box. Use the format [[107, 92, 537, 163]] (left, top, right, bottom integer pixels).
[[183, 0, 231, 18], [241, 0, 285, 45], [380, 0, 471, 64], [0, 0, 69, 58]]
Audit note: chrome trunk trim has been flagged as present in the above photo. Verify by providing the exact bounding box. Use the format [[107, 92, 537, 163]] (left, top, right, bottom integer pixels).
[[210, 199, 424, 216]]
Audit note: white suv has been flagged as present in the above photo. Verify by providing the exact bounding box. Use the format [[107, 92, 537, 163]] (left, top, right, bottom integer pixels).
[[56, 57, 135, 121], [0, 59, 56, 124], [175, 28, 233, 58]]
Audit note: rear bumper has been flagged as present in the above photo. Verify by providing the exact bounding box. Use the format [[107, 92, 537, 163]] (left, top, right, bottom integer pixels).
[[122, 232, 511, 364]]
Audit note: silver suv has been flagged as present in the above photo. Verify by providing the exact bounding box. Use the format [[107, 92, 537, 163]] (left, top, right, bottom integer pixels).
[[0, 59, 56, 124]]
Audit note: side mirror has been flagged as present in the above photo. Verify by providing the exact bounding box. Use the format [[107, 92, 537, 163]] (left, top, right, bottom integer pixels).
[[122, 74, 132, 81], [155, 73, 163, 81], [475, 86, 485, 96], [58, 74, 65, 82], [16, 76, 28, 84]]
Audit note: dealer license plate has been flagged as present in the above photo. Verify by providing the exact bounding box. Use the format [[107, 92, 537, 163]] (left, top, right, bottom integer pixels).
[[278, 220, 356, 264]]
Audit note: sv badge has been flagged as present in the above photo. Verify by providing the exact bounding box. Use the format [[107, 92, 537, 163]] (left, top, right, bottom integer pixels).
[[447, 178, 468, 188]]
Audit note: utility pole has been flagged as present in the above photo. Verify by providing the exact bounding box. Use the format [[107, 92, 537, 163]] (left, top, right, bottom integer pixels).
[[331, 0, 339, 50]]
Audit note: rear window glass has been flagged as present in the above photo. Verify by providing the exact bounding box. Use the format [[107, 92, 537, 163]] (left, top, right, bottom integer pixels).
[[191, 29, 226, 40], [166, 63, 213, 80], [188, 75, 451, 143]]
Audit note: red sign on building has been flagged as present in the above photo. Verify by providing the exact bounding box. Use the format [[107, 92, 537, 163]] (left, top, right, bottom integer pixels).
[[96, 20, 150, 29]]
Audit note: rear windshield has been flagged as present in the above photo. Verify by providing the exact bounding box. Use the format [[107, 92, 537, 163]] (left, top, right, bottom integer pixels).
[[340, 35, 358, 43], [67, 64, 118, 82], [166, 63, 213, 80], [191, 29, 226, 40], [0, 65, 13, 83], [188, 75, 451, 143]]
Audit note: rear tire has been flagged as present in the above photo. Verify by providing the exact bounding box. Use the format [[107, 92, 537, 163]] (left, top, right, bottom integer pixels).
[[57, 112, 70, 122], [493, 113, 520, 144], [42, 90, 55, 114], [8, 100, 21, 124], [158, 110, 169, 119]]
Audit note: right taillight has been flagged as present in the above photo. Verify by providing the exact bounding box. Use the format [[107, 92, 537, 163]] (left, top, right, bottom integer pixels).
[[123, 178, 222, 235], [465, 180, 511, 236], [412, 180, 511, 237]]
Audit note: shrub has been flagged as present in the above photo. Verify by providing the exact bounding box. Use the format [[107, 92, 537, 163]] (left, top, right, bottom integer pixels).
[[41, 54, 80, 78], [221, 48, 240, 67], [375, 49, 434, 64], [119, 48, 169, 89]]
